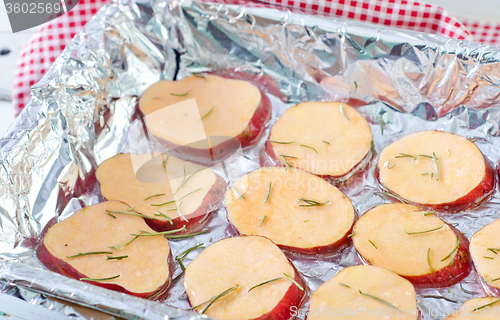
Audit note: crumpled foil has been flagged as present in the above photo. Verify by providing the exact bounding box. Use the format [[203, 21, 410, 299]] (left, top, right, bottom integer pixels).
[[2, 0, 500, 319]]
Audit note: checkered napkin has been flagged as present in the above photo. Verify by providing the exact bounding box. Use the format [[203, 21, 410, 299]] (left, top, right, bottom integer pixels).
[[11, 0, 498, 114]]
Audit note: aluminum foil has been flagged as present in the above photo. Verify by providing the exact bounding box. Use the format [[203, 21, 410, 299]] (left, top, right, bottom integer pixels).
[[2, 0, 500, 319]]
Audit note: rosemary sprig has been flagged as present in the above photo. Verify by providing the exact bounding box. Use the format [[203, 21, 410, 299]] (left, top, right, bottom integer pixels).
[[154, 211, 174, 224], [339, 283, 350, 288], [144, 193, 165, 201], [232, 187, 245, 200], [268, 139, 296, 144], [150, 200, 176, 207], [264, 182, 272, 203], [177, 202, 189, 222], [260, 215, 267, 228], [440, 237, 461, 261], [369, 240, 377, 249], [348, 233, 355, 238], [300, 144, 318, 154], [66, 251, 112, 258], [171, 90, 191, 97], [109, 236, 139, 250], [484, 256, 494, 259], [459, 283, 477, 295], [280, 154, 292, 169], [107, 212, 116, 219], [387, 162, 396, 169], [283, 273, 304, 291], [106, 210, 154, 220], [394, 153, 413, 159], [340, 104, 350, 121], [173, 168, 187, 196], [405, 226, 443, 235], [80, 275, 120, 282], [201, 285, 240, 314], [248, 278, 282, 292], [322, 140, 330, 144], [164, 230, 209, 240], [421, 295, 457, 303], [358, 290, 400, 311], [131, 226, 185, 236], [298, 198, 330, 207], [106, 255, 128, 260], [199, 107, 215, 122], [176, 243, 205, 262], [179, 168, 204, 191], [432, 152, 440, 180], [177, 188, 202, 202], [483, 276, 500, 283], [374, 191, 406, 203], [472, 298, 500, 312], [427, 248, 433, 271]]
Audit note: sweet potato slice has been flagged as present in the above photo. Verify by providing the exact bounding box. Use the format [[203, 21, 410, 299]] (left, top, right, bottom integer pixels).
[[96, 153, 226, 233], [183, 236, 306, 320], [139, 74, 271, 164], [352, 203, 470, 288], [37, 201, 172, 298], [377, 130, 495, 212], [470, 219, 500, 295], [445, 297, 500, 319], [307, 265, 418, 320], [263, 102, 373, 182], [225, 167, 356, 254]]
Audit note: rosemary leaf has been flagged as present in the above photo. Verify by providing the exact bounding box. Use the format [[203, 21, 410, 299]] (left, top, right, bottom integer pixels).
[[440, 237, 461, 261], [340, 104, 350, 121], [248, 277, 282, 292], [144, 193, 165, 201], [106, 210, 154, 220], [472, 298, 500, 312], [243, 155, 251, 160], [423, 211, 435, 216], [339, 283, 350, 288], [283, 273, 304, 291], [107, 212, 116, 219], [394, 153, 413, 158], [232, 187, 245, 200], [304, 220, 309, 222], [280, 154, 292, 170], [131, 226, 185, 236], [171, 90, 191, 97], [176, 243, 205, 262], [347, 233, 355, 238], [483, 276, 500, 283], [378, 114, 385, 135], [106, 255, 128, 260], [199, 107, 215, 121], [66, 251, 112, 258], [387, 163, 396, 169], [358, 290, 400, 311], [427, 248, 433, 271], [128, 206, 136, 212], [165, 230, 209, 240], [488, 248, 499, 254], [421, 295, 457, 303], [281, 155, 298, 159], [177, 188, 202, 202], [193, 73, 206, 79], [150, 200, 176, 207], [433, 152, 440, 180], [322, 140, 330, 144], [484, 256, 494, 259], [374, 191, 406, 203], [353, 81, 358, 94], [147, 290, 163, 300], [405, 226, 443, 235], [268, 139, 296, 144], [162, 153, 169, 169], [300, 144, 318, 154], [422, 173, 430, 176], [459, 283, 477, 295], [154, 212, 174, 224], [298, 198, 329, 207], [369, 240, 378, 249], [173, 168, 187, 196], [260, 215, 267, 228], [264, 182, 272, 203], [201, 285, 240, 314], [80, 275, 120, 282], [109, 236, 139, 250]]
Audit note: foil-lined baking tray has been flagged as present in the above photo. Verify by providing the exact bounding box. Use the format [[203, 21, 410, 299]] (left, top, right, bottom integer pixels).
[[2, 0, 500, 318]]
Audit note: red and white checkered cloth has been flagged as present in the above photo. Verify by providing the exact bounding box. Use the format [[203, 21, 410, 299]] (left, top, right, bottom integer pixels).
[[11, 0, 500, 114]]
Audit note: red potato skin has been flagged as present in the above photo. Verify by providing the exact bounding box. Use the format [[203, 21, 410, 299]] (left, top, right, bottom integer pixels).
[[36, 241, 175, 299], [357, 227, 471, 289], [143, 75, 272, 167], [375, 158, 496, 213], [260, 140, 374, 186], [145, 175, 228, 234]]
